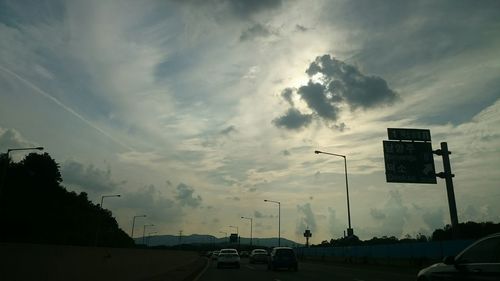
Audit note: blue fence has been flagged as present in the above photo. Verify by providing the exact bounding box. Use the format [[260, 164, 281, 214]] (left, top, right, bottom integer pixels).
[[296, 240, 474, 259]]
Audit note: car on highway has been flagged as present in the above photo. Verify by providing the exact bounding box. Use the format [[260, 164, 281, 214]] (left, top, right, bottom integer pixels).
[[417, 233, 500, 281], [249, 249, 269, 264], [211, 250, 219, 260], [239, 250, 249, 258], [217, 248, 240, 269], [268, 247, 298, 271]]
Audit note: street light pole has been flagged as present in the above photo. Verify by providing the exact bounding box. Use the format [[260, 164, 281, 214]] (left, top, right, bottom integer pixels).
[[241, 216, 253, 246], [131, 215, 147, 239], [95, 194, 121, 246], [264, 199, 281, 246], [315, 150, 353, 236], [143, 224, 154, 245], [100, 194, 121, 209]]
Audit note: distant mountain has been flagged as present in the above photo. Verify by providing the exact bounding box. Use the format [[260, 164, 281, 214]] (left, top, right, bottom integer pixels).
[[136, 234, 302, 247]]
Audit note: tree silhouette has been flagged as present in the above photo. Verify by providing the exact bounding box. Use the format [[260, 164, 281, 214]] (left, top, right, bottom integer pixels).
[[0, 152, 133, 247]]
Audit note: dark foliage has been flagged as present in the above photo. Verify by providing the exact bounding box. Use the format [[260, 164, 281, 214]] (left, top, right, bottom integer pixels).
[[0, 153, 133, 247], [312, 222, 500, 247], [432, 221, 500, 241]]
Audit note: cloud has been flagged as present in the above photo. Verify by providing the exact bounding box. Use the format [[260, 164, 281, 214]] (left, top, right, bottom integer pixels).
[[295, 24, 308, 32], [240, 23, 273, 41], [422, 208, 444, 231], [327, 208, 346, 238], [281, 88, 295, 106], [254, 210, 273, 219], [296, 203, 317, 235], [274, 54, 398, 130], [306, 54, 399, 109], [224, 0, 283, 18], [61, 160, 125, 193], [370, 208, 386, 220], [272, 108, 313, 130], [298, 81, 340, 120], [175, 183, 202, 208], [0, 127, 36, 153], [114, 185, 183, 223], [254, 211, 265, 218], [220, 125, 237, 135]]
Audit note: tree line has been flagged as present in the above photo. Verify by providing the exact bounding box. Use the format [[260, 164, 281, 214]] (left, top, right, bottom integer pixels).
[[313, 221, 500, 247], [0, 152, 133, 247]]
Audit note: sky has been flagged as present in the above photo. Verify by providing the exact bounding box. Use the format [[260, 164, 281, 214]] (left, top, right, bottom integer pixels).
[[1, 0, 500, 244]]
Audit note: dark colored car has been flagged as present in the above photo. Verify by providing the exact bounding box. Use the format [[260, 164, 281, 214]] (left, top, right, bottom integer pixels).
[[417, 233, 500, 281], [268, 247, 298, 271], [249, 249, 268, 264]]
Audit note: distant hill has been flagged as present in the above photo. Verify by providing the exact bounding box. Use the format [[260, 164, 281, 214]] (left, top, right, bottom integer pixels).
[[136, 234, 302, 247]]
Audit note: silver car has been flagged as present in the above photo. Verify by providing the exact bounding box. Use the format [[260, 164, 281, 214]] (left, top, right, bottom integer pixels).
[[217, 248, 240, 268]]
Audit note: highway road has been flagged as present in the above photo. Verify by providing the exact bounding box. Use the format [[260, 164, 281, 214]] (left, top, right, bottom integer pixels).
[[199, 257, 419, 281]]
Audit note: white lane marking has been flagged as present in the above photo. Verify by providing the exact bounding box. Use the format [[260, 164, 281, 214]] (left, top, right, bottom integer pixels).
[[353, 279, 365, 281]]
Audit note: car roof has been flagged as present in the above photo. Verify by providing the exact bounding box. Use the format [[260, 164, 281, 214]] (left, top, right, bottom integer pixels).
[[273, 247, 294, 250]]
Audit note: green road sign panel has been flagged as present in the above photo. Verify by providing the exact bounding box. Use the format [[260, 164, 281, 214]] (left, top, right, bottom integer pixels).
[[387, 128, 431, 141], [383, 140, 437, 184]]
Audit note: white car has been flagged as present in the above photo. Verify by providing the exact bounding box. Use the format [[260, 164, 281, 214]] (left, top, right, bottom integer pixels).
[[216, 248, 240, 268]]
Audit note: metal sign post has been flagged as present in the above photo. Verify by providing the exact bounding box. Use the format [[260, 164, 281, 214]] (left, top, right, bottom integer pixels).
[[434, 142, 459, 238], [383, 129, 460, 239]]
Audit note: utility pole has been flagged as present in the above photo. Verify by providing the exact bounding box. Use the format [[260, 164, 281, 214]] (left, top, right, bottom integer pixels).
[[434, 142, 460, 238]]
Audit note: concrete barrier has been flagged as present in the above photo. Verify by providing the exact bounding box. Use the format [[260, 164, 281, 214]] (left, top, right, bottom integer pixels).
[[0, 243, 206, 281]]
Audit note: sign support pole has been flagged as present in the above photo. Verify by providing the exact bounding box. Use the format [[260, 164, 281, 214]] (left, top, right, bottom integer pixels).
[[435, 142, 459, 239]]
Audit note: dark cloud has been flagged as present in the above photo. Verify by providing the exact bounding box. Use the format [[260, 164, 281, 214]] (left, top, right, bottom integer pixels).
[[298, 81, 340, 120], [254, 210, 265, 218], [296, 203, 317, 235], [280, 88, 295, 106], [306, 54, 398, 109], [295, 24, 308, 32], [61, 160, 125, 193], [240, 23, 272, 41], [175, 183, 202, 208], [272, 108, 313, 130], [220, 125, 237, 135], [274, 54, 398, 130], [282, 149, 290, 156], [224, 0, 282, 18]]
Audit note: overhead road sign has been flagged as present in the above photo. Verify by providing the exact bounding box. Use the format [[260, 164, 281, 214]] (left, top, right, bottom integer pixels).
[[383, 141, 436, 184], [387, 128, 431, 142]]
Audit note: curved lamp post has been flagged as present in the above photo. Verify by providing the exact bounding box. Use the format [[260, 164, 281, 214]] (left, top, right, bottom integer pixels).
[[131, 215, 147, 239], [264, 199, 281, 246], [314, 150, 354, 237]]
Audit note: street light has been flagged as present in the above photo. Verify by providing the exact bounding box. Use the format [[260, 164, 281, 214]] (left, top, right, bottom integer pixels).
[[314, 150, 354, 237], [100, 194, 121, 209], [143, 224, 154, 245], [264, 199, 281, 246], [1, 146, 44, 199], [95, 194, 120, 246], [241, 216, 253, 246], [131, 215, 147, 239]]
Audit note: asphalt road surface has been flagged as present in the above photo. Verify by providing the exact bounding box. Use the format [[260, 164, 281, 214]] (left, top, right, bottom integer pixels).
[[199, 258, 419, 281]]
